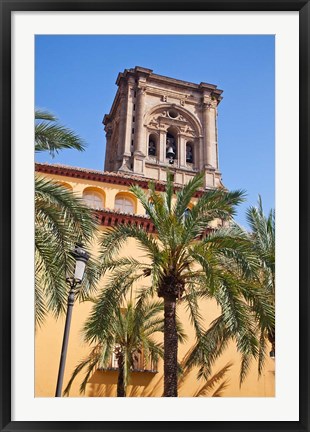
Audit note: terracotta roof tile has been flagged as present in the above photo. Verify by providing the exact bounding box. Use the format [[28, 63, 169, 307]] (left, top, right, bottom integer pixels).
[[35, 162, 171, 184], [34, 162, 221, 194]]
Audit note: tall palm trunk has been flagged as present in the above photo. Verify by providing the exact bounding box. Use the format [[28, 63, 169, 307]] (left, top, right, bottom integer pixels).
[[163, 295, 178, 397], [117, 354, 126, 397]]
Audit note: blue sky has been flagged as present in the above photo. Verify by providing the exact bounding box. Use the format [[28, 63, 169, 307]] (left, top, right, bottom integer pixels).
[[35, 35, 274, 227]]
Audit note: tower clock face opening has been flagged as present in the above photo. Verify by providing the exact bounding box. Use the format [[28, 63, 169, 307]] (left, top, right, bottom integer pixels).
[[168, 109, 178, 119]]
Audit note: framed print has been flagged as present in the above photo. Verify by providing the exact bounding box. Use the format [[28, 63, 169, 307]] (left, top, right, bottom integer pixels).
[[1, 1, 309, 431]]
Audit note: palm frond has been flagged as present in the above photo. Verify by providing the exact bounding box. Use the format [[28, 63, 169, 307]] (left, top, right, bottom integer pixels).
[[35, 176, 98, 323], [182, 315, 230, 381], [165, 170, 175, 213], [35, 109, 85, 155], [174, 171, 204, 219], [99, 223, 160, 269], [83, 266, 145, 344]]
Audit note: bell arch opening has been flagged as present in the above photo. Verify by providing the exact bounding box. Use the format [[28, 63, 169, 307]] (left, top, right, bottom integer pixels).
[[148, 133, 158, 157], [186, 141, 194, 164], [166, 127, 178, 160]]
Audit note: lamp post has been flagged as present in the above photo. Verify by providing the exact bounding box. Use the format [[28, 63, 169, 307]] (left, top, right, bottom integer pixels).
[[55, 243, 89, 397]]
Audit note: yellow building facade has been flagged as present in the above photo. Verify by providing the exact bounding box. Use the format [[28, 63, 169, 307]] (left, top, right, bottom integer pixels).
[[35, 67, 275, 397], [35, 163, 275, 398]]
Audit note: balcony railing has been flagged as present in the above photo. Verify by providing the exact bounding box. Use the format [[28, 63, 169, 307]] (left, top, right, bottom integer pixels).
[[99, 350, 158, 373]]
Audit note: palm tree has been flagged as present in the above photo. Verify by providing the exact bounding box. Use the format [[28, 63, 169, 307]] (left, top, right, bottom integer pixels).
[[35, 109, 98, 325], [246, 196, 275, 362], [35, 177, 98, 324], [64, 298, 169, 397], [84, 172, 272, 396]]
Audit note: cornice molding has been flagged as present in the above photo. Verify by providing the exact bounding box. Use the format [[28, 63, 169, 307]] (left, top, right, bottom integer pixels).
[[35, 162, 214, 195]]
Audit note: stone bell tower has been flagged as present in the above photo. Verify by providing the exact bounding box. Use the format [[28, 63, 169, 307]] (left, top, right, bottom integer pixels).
[[103, 66, 223, 188]]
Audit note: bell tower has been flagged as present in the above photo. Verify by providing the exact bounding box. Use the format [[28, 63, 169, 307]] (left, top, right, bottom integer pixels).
[[103, 66, 223, 188]]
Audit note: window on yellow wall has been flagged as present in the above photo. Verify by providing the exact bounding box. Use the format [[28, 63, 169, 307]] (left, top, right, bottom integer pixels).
[[106, 346, 157, 372], [58, 182, 73, 191], [115, 196, 134, 213], [83, 191, 104, 209], [111, 344, 121, 369]]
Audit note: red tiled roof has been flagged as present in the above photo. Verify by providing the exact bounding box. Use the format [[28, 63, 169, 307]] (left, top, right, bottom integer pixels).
[[35, 162, 212, 194], [35, 162, 173, 190], [93, 209, 156, 232], [35, 162, 218, 232]]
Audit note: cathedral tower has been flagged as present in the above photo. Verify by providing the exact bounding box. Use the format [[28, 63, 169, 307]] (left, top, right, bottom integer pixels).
[[103, 66, 223, 188]]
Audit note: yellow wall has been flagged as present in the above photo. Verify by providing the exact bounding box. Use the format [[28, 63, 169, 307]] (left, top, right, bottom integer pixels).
[[35, 171, 275, 397], [42, 173, 145, 215]]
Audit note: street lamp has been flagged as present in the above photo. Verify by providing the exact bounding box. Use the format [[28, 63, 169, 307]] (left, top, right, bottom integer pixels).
[[55, 243, 89, 397]]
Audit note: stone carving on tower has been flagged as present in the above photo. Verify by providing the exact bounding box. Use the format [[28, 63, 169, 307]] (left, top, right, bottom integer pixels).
[[103, 66, 223, 188]]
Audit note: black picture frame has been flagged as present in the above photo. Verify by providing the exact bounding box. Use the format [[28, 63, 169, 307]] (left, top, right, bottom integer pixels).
[[1, 1, 309, 431]]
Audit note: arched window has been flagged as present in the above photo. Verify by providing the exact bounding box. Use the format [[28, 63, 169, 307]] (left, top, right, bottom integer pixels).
[[58, 182, 73, 191], [166, 132, 177, 159], [148, 134, 157, 156], [115, 195, 135, 213], [186, 142, 194, 163], [83, 190, 104, 209]]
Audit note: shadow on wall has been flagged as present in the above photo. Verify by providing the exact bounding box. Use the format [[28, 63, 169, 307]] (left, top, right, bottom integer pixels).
[[84, 363, 232, 397], [86, 370, 159, 397]]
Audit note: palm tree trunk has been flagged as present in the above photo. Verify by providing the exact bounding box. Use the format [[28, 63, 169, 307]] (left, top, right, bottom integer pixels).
[[163, 295, 178, 397], [117, 354, 126, 397]]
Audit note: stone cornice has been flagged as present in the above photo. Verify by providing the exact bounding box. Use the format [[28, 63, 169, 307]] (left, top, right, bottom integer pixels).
[[35, 162, 216, 195], [145, 85, 192, 102], [114, 66, 223, 100], [103, 88, 121, 125], [35, 162, 198, 192], [103, 66, 223, 128], [35, 162, 164, 189]]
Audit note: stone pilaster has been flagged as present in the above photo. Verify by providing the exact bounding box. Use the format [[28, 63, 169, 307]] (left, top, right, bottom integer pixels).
[[215, 110, 219, 170], [117, 85, 128, 161], [202, 101, 217, 168], [179, 135, 186, 168], [159, 129, 167, 163], [104, 124, 113, 171], [134, 86, 146, 155], [124, 78, 135, 157], [198, 136, 204, 171]]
